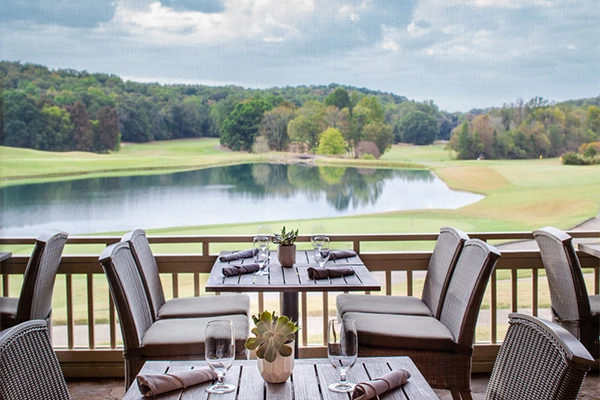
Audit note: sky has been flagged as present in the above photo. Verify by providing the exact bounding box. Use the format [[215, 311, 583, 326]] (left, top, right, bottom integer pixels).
[[0, 0, 598, 112]]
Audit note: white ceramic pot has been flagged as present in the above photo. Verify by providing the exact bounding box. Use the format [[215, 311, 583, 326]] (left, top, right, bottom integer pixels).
[[257, 341, 295, 383]]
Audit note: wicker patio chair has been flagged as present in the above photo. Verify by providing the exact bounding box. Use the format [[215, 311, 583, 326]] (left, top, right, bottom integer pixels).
[[337, 226, 469, 319], [533, 227, 599, 360], [122, 229, 250, 319], [485, 313, 595, 400], [0, 319, 70, 400], [99, 240, 249, 388], [0, 231, 68, 332], [343, 239, 501, 400]]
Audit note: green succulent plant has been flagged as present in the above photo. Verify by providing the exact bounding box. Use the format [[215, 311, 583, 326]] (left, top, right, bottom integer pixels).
[[245, 310, 299, 362], [272, 226, 299, 246]]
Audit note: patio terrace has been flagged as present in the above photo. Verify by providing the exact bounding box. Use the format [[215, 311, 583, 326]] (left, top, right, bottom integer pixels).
[[1, 230, 599, 396]]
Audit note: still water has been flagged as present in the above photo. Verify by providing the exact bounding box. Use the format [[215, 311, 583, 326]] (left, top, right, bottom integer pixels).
[[0, 163, 483, 236]]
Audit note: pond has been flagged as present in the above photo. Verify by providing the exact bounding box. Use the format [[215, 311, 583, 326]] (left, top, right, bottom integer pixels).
[[0, 163, 483, 236]]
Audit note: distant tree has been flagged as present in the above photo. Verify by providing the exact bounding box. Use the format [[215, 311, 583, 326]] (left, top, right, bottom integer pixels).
[[587, 105, 600, 138], [449, 120, 483, 159], [398, 110, 438, 145], [94, 106, 120, 152], [361, 122, 393, 155], [260, 104, 295, 151], [325, 87, 351, 111], [287, 100, 326, 150], [1, 90, 43, 148], [221, 97, 273, 151], [252, 135, 270, 154], [323, 105, 351, 138], [317, 127, 346, 155], [41, 105, 73, 151], [70, 101, 93, 151]]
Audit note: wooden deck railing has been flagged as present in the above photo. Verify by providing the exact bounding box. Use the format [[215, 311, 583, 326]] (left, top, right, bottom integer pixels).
[[1, 231, 598, 378]]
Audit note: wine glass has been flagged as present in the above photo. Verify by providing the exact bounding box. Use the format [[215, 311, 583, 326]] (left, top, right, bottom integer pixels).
[[253, 235, 271, 276], [310, 224, 326, 246], [313, 236, 330, 268], [205, 320, 236, 394], [327, 318, 358, 392]]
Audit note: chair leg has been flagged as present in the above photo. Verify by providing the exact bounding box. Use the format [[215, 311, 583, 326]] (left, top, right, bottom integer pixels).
[[452, 388, 473, 400]]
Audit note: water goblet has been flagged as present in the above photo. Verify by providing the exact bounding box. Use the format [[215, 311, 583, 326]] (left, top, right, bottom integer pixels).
[[253, 235, 271, 276], [205, 320, 236, 394], [313, 236, 330, 268], [327, 318, 358, 393]]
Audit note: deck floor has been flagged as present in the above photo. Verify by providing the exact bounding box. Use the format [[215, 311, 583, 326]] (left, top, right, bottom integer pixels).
[[66, 371, 599, 399]]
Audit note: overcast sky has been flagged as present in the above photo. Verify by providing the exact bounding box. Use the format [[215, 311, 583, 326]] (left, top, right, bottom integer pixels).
[[1, 0, 598, 112]]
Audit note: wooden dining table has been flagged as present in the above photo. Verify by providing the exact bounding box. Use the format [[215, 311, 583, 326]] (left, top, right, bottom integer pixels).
[[206, 249, 381, 325], [578, 242, 600, 259], [123, 356, 439, 399]]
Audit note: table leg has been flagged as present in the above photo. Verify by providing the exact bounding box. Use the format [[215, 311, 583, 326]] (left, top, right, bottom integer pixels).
[[282, 291, 299, 357]]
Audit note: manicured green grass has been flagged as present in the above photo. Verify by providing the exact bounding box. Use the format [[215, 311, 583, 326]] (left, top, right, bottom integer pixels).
[[2, 139, 599, 237]]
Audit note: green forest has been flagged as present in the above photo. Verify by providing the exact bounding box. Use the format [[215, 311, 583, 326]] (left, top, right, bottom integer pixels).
[[1, 61, 598, 162]]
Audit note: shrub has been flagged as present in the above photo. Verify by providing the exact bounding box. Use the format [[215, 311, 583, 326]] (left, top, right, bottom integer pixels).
[[356, 141, 380, 159]]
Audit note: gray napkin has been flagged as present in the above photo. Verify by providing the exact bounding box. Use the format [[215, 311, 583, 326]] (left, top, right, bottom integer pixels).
[[137, 367, 217, 397], [307, 266, 354, 279], [351, 369, 411, 400], [328, 250, 357, 260], [219, 248, 258, 261], [222, 263, 260, 276]]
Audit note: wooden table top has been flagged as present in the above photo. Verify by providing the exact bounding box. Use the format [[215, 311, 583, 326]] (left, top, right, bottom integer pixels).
[[578, 242, 600, 259], [206, 249, 381, 293], [123, 357, 439, 400]]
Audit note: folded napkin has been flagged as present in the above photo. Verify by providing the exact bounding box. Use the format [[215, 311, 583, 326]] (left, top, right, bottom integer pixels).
[[219, 248, 258, 262], [328, 250, 357, 260], [137, 367, 217, 397], [222, 263, 260, 276], [307, 266, 355, 280], [351, 369, 411, 400]]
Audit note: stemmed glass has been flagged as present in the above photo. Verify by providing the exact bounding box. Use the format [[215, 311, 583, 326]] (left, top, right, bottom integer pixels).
[[313, 235, 330, 268], [253, 235, 271, 276], [327, 318, 358, 392], [205, 320, 236, 394]]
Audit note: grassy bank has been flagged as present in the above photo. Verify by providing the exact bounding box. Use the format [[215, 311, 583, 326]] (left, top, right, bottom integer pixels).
[[1, 138, 599, 237]]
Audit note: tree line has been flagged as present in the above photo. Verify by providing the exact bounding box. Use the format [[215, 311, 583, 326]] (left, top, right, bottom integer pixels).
[[1, 61, 598, 162], [447, 96, 600, 163], [0, 61, 454, 157]]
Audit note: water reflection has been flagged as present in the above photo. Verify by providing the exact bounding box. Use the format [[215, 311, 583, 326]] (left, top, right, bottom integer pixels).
[[0, 164, 482, 235]]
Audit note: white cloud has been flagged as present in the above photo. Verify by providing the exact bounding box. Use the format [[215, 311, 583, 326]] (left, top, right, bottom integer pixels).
[[0, 0, 597, 112]]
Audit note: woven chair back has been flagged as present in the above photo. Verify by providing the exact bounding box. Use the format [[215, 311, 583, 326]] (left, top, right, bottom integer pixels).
[[534, 227, 591, 321], [99, 241, 154, 350], [421, 226, 469, 318], [122, 229, 166, 320], [485, 313, 594, 400], [16, 231, 68, 323], [0, 319, 71, 400], [439, 239, 501, 346]]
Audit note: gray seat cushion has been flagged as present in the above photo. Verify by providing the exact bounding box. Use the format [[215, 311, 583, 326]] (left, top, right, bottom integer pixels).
[[140, 314, 249, 358], [344, 312, 456, 351], [157, 294, 250, 319], [336, 294, 433, 317]]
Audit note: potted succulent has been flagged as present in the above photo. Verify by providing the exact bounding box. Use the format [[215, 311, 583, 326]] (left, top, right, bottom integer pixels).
[[245, 310, 299, 383], [273, 226, 299, 267]]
